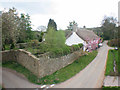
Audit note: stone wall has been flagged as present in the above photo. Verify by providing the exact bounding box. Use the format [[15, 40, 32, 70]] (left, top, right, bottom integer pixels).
[[2, 49, 84, 78]]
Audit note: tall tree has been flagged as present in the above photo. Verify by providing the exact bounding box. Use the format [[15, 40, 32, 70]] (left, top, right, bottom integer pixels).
[[47, 19, 57, 31], [2, 7, 33, 46], [45, 27, 66, 49], [67, 21, 78, 31], [17, 13, 33, 42], [101, 16, 117, 40], [2, 7, 19, 45]]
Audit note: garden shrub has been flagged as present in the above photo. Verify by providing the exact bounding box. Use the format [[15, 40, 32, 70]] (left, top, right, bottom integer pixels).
[[50, 48, 63, 58], [62, 46, 70, 55], [31, 40, 39, 47], [78, 43, 83, 48], [10, 43, 15, 49], [71, 45, 80, 51], [19, 44, 25, 49], [108, 39, 120, 47]]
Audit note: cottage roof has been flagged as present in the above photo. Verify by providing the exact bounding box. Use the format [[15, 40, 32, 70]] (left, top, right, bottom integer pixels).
[[76, 29, 99, 41], [66, 28, 99, 42]]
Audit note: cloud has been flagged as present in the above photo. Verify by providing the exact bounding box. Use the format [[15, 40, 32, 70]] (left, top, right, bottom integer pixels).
[[0, 1, 56, 15], [1, 0, 119, 30]]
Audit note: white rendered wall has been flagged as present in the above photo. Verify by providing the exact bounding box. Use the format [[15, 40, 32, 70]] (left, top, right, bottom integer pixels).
[[65, 32, 85, 46]]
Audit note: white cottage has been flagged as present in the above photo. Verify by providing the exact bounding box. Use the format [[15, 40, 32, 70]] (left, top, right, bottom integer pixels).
[[65, 28, 99, 51]]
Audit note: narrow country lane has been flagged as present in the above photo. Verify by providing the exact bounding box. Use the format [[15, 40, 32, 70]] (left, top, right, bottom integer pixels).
[[53, 41, 113, 88], [1, 68, 42, 88], [1, 41, 113, 88]]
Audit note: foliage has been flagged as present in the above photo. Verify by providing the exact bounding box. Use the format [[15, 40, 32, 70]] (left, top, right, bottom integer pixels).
[[47, 19, 57, 31], [19, 44, 25, 49], [2, 7, 33, 50], [31, 40, 39, 47], [45, 28, 70, 57], [118, 26, 120, 38], [78, 43, 83, 48], [92, 27, 103, 37], [10, 43, 15, 49], [4, 45, 10, 50], [71, 45, 80, 51], [101, 16, 117, 40], [2, 7, 19, 45], [67, 21, 78, 31], [108, 39, 120, 47], [70, 44, 83, 53], [2, 50, 97, 85]]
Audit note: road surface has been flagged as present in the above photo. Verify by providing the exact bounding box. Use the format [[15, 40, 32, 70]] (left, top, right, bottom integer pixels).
[[1, 41, 113, 88], [53, 41, 113, 88]]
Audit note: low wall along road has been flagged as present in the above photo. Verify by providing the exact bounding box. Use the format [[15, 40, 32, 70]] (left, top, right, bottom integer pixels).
[[2, 49, 84, 78]]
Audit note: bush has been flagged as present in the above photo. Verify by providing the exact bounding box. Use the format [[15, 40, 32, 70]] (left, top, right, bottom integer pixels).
[[31, 40, 39, 47], [19, 44, 25, 49], [108, 39, 120, 47], [71, 45, 80, 51], [78, 43, 83, 48], [50, 48, 63, 58], [10, 43, 15, 49], [49, 46, 71, 58], [62, 46, 70, 55]]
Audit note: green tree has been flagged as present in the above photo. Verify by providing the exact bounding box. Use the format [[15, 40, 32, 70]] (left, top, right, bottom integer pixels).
[[2, 7, 33, 50], [2, 7, 19, 45], [101, 16, 117, 40], [67, 21, 78, 31], [118, 26, 120, 38], [17, 13, 27, 43], [17, 13, 33, 42], [47, 19, 57, 31], [45, 27, 56, 48], [45, 27, 69, 57]]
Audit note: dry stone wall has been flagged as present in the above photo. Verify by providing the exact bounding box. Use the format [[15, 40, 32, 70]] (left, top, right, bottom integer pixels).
[[2, 49, 84, 78]]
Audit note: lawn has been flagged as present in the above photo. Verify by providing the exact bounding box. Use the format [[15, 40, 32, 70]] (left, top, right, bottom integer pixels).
[[105, 49, 119, 76], [2, 50, 97, 85]]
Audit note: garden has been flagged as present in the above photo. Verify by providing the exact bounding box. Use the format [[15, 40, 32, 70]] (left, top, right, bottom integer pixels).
[[2, 8, 83, 58], [3, 50, 97, 84]]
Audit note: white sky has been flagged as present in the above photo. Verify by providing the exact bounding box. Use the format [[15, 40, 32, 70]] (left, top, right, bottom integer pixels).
[[0, 0, 119, 30]]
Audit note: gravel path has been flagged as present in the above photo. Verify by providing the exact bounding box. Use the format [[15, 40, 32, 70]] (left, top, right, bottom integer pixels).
[[1, 41, 113, 88]]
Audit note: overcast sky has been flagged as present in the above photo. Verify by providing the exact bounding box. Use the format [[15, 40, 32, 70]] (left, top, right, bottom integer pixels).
[[0, 0, 119, 30]]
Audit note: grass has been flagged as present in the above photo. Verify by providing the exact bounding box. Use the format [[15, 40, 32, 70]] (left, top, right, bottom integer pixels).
[[2, 50, 97, 85], [4, 44, 19, 51], [105, 49, 119, 76], [2, 61, 39, 84], [102, 86, 120, 90]]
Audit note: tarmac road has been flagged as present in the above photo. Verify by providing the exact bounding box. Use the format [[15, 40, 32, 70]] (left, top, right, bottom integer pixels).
[[53, 41, 113, 88]]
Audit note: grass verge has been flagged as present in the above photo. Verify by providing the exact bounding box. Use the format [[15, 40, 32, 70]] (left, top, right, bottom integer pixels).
[[102, 86, 120, 90], [105, 49, 119, 76], [2, 50, 97, 85]]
